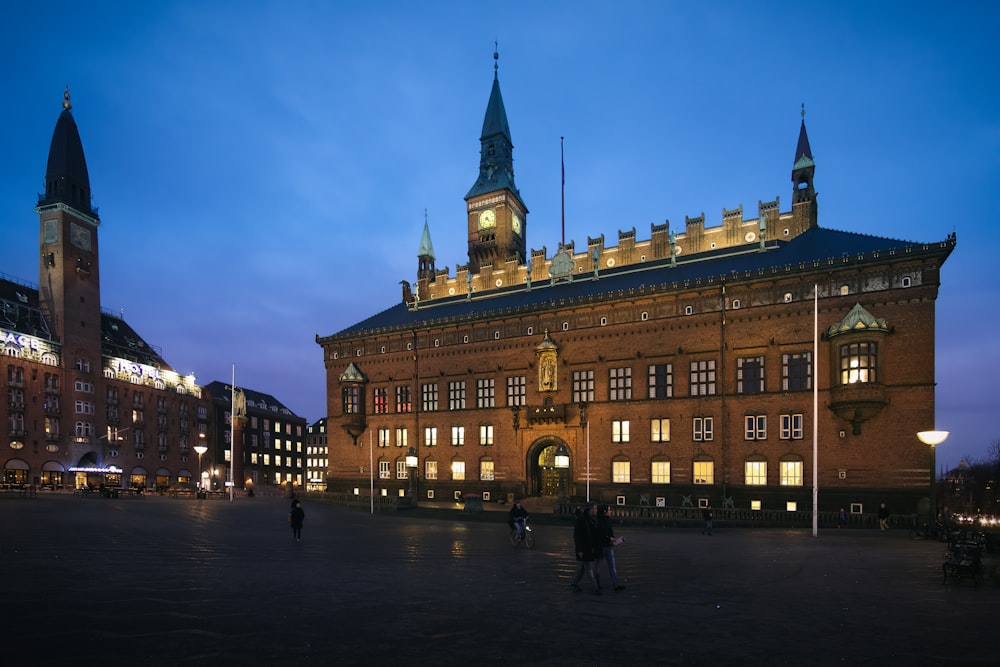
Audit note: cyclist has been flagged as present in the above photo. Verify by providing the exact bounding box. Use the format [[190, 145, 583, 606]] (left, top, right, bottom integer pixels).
[[508, 500, 529, 541]]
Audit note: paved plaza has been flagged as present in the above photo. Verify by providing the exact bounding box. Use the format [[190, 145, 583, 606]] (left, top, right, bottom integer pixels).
[[1, 493, 996, 666]]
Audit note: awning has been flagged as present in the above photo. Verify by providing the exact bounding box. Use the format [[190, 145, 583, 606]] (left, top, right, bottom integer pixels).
[[131, 466, 148, 476], [4, 458, 29, 470], [42, 461, 65, 472]]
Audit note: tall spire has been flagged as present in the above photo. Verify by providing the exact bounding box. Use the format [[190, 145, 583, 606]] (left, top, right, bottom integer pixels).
[[465, 45, 519, 201], [417, 209, 436, 282], [792, 103, 816, 206], [793, 103, 814, 168], [38, 86, 98, 219]]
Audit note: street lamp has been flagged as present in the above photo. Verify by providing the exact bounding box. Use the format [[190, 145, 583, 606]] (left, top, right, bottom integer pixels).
[[917, 430, 949, 527], [554, 444, 570, 508], [194, 437, 208, 491], [405, 446, 418, 505]]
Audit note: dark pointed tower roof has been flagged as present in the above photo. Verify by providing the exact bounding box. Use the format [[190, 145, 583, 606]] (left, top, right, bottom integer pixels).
[[465, 48, 523, 203], [38, 87, 98, 219], [793, 107, 814, 171]]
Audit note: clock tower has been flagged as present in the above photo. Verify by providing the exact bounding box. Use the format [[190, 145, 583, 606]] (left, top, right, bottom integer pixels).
[[36, 88, 103, 382], [465, 49, 527, 274]]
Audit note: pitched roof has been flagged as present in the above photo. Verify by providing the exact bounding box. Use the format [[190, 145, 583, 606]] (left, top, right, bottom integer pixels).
[[326, 227, 955, 339]]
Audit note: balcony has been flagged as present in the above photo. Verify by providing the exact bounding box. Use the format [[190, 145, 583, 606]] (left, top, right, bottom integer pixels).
[[828, 382, 887, 435], [340, 414, 367, 445], [528, 403, 566, 425], [8, 402, 25, 412]]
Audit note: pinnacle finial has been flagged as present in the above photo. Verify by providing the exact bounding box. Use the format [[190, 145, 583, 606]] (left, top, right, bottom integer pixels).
[[494, 41, 499, 75], [424, 208, 428, 225], [801, 102, 805, 120], [63, 85, 72, 111]]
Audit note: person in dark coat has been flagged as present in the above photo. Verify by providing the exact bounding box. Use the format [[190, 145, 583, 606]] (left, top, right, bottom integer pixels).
[[508, 500, 529, 540], [290, 500, 305, 541], [701, 505, 713, 535], [597, 504, 625, 591], [570, 502, 603, 594]]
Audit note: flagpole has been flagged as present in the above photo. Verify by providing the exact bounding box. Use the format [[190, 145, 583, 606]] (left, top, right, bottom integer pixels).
[[369, 430, 374, 515], [812, 285, 818, 536], [230, 363, 235, 502], [560, 136, 565, 247]]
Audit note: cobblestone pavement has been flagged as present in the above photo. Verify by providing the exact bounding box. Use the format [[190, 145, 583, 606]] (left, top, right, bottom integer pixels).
[[1, 494, 996, 666]]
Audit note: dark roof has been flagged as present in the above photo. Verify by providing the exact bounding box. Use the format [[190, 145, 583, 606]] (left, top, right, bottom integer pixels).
[[794, 118, 813, 165], [327, 227, 955, 339], [1, 276, 167, 367], [38, 107, 97, 218], [203, 380, 302, 419], [0, 277, 51, 339]]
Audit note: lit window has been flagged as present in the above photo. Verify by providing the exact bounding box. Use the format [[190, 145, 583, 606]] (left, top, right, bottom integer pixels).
[[745, 459, 767, 486], [378, 460, 390, 479], [780, 460, 803, 486], [479, 425, 493, 446], [650, 418, 670, 442], [378, 427, 390, 448], [506, 375, 526, 407], [612, 460, 631, 483], [480, 460, 495, 481], [396, 461, 408, 480], [424, 460, 437, 480], [451, 461, 465, 480], [612, 420, 630, 443], [840, 343, 877, 384], [424, 427, 437, 447], [693, 461, 714, 485], [651, 460, 671, 484], [451, 426, 465, 446]]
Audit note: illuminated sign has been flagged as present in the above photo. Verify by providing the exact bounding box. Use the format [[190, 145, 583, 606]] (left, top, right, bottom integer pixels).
[[2, 329, 41, 352], [111, 359, 162, 381], [68, 466, 124, 474]]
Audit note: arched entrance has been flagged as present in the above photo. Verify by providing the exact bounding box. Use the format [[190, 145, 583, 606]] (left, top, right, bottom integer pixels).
[[526, 437, 571, 497]]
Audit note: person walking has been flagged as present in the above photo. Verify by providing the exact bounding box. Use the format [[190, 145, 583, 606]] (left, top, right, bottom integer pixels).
[[701, 504, 713, 535], [597, 504, 625, 591], [570, 502, 603, 594], [877, 502, 889, 532], [837, 507, 848, 528], [290, 499, 305, 541]]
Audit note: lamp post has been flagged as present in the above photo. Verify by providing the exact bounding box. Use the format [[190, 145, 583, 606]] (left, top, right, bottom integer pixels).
[[194, 446, 208, 488], [554, 443, 570, 511], [405, 446, 418, 506], [917, 430, 949, 528]]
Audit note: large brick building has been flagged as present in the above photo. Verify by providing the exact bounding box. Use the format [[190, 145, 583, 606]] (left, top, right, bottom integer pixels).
[[2, 90, 211, 491], [317, 59, 955, 515]]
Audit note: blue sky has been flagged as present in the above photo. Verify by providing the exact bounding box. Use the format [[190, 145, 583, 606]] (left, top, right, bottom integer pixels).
[[1, 1, 997, 470]]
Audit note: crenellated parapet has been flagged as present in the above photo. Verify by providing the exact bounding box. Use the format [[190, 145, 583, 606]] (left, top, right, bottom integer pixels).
[[413, 198, 814, 303]]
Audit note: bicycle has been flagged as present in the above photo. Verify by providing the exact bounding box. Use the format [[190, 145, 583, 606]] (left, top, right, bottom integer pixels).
[[510, 517, 535, 549]]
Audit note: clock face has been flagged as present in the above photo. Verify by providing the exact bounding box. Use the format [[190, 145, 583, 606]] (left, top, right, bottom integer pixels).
[[478, 209, 496, 230], [70, 223, 92, 251], [512, 213, 522, 235]]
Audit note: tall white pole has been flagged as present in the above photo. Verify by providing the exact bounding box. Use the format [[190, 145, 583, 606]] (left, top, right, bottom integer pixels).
[[369, 430, 374, 515], [230, 364, 235, 502], [586, 421, 590, 502], [812, 285, 819, 536]]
